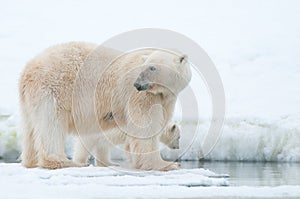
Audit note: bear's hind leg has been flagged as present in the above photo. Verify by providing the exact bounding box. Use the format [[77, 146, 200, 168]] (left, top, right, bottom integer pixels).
[[21, 122, 38, 168], [34, 122, 76, 169], [33, 99, 85, 169]]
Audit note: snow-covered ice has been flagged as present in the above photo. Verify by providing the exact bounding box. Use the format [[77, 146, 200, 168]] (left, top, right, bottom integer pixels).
[[0, 163, 229, 186], [0, 163, 230, 198], [1, 163, 300, 198]]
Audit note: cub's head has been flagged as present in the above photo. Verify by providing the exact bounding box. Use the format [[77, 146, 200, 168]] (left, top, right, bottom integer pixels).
[[160, 122, 181, 149], [134, 49, 192, 96]]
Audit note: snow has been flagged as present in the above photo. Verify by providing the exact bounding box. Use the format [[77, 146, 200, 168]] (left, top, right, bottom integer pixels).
[[175, 117, 300, 162], [2, 184, 300, 199], [0, 163, 229, 186], [0, 163, 230, 198], [1, 163, 300, 198], [0, 114, 20, 159]]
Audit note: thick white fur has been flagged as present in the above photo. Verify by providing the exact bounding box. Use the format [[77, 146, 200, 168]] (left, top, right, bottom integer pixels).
[[19, 42, 191, 170], [73, 122, 181, 167]]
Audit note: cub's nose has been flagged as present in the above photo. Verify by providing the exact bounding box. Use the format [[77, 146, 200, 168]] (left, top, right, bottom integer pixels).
[[134, 82, 142, 91]]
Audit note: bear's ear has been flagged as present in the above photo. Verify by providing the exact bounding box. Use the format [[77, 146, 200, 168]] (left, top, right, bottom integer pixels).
[[171, 124, 176, 132], [179, 55, 188, 64], [141, 55, 148, 62]]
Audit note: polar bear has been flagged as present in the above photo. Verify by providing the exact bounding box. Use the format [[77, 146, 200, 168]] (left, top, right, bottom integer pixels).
[[19, 42, 191, 170], [73, 122, 181, 167]]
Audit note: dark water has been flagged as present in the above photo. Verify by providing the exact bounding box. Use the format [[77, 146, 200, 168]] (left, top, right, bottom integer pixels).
[[1, 158, 299, 186]]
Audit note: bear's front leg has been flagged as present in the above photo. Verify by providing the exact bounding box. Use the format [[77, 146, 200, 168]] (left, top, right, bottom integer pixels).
[[126, 137, 180, 171], [94, 143, 120, 167], [73, 135, 98, 164]]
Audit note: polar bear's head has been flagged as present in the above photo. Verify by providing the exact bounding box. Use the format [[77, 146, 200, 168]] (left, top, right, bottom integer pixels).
[[134, 50, 191, 95], [160, 122, 181, 149]]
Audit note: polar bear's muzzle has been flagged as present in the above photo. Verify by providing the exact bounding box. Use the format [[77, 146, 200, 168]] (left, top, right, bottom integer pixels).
[[134, 71, 152, 91], [134, 66, 155, 91], [134, 81, 151, 91]]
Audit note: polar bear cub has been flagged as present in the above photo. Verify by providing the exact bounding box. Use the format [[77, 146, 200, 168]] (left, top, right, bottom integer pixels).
[[73, 122, 181, 167]]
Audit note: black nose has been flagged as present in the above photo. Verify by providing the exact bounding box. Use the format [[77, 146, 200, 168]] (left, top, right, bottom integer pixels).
[[134, 82, 142, 91]]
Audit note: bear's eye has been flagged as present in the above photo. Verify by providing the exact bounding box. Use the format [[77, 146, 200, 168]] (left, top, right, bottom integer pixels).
[[149, 66, 156, 71], [171, 125, 176, 132]]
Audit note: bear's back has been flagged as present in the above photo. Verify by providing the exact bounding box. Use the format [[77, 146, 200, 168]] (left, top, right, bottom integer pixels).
[[20, 42, 99, 111]]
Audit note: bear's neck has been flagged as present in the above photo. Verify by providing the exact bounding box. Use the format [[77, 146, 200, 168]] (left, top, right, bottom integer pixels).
[[146, 91, 176, 124]]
